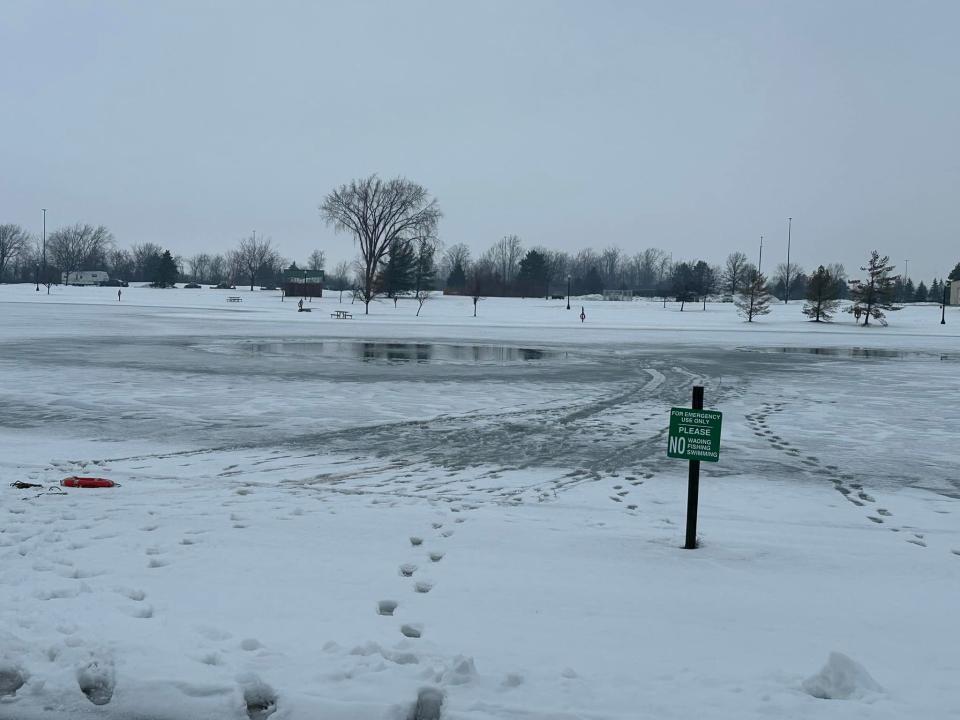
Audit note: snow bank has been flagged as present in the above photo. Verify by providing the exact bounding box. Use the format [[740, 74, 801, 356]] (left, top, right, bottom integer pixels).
[[802, 651, 883, 700]]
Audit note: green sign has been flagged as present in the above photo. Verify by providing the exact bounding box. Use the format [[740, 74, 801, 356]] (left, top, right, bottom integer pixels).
[[667, 407, 722, 462]]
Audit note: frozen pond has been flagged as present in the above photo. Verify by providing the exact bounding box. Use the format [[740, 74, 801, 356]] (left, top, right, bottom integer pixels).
[[1, 287, 959, 720], [744, 346, 959, 361], [236, 340, 563, 363]]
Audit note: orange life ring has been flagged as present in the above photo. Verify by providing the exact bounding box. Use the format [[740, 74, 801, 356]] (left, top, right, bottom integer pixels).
[[61, 477, 115, 488]]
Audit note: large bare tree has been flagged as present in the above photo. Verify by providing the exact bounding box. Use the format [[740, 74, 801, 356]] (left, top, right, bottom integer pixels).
[[321, 175, 441, 314], [0, 224, 30, 281], [47, 224, 114, 282], [237, 234, 276, 290]]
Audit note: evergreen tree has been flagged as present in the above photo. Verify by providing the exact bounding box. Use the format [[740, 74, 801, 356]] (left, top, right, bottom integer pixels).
[[692, 260, 716, 310], [848, 251, 900, 326], [914, 281, 928, 303], [802, 265, 840, 321], [447, 260, 467, 291], [735, 271, 773, 322], [929, 278, 942, 302], [517, 249, 549, 297], [670, 262, 696, 311], [904, 278, 916, 303], [378, 239, 416, 306], [948, 263, 960, 282], [413, 239, 437, 294], [582, 266, 603, 294], [151, 249, 178, 288]]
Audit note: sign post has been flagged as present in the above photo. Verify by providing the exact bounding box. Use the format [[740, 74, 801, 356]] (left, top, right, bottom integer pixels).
[[666, 386, 722, 549]]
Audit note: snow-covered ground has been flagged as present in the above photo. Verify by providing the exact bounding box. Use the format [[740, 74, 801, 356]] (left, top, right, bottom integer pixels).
[[1, 284, 958, 719]]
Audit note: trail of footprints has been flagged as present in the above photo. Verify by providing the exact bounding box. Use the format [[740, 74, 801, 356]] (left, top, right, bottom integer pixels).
[[376, 512, 466, 644], [745, 403, 942, 553]]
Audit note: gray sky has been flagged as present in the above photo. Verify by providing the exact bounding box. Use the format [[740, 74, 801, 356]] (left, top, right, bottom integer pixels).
[[2, 1, 957, 282]]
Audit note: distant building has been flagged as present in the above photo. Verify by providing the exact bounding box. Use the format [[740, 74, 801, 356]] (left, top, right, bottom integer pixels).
[[950, 280, 958, 306], [63, 270, 110, 286], [282, 263, 324, 298]]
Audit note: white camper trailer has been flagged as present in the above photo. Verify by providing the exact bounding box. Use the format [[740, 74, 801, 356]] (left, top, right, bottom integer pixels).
[[62, 270, 110, 286]]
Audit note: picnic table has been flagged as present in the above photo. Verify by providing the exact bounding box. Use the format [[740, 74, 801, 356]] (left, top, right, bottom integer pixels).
[[331, 310, 353, 319], [227, 296, 242, 302]]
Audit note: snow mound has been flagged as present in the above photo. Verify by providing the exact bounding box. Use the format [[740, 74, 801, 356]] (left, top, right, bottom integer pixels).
[[802, 651, 882, 700]]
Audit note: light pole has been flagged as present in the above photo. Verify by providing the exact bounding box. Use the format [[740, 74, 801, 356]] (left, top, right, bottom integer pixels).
[[566, 275, 571, 310], [41, 208, 47, 293], [785, 218, 791, 303], [943, 283, 949, 325]]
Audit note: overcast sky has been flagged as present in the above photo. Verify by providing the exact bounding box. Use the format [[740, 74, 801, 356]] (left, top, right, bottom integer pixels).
[[2, 1, 957, 281]]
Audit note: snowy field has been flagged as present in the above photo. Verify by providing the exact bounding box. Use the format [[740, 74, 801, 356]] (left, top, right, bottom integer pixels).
[[1, 283, 958, 720]]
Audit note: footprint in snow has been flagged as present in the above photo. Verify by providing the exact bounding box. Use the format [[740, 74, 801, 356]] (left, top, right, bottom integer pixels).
[[399, 564, 417, 577], [400, 624, 423, 639], [241, 675, 278, 720], [414, 581, 433, 594], [0, 661, 27, 696], [428, 552, 444, 563], [410, 537, 423, 547], [77, 658, 115, 706], [377, 600, 398, 616]]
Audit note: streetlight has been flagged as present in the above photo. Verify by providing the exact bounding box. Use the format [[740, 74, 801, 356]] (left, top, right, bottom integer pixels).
[[566, 275, 571, 310], [943, 282, 949, 325], [41, 208, 47, 294], [785, 218, 791, 303]]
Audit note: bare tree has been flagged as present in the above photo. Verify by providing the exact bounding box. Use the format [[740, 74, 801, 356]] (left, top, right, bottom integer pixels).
[[307, 249, 326, 273], [543, 249, 569, 298], [188, 253, 211, 283], [722, 251, 749, 295], [440, 243, 471, 284], [631, 248, 665, 293], [329, 259, 353, 302], [208, 254, 226, 284], [599, 246, 624, 290], [47, 224, 114, 282], [225, 249, 244, 287], [415, 289, 430, 317], [773, 262, 804, 301], [0, 224, 30, 281], [107, 248, 135, 281], [237, 234, 275, 290], [488, 235, 523, 293], [320, 175, 441, 314], [131, 243, 163, 281]]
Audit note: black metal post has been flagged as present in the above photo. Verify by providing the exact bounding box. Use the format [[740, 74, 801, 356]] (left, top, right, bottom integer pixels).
[[943, 285, 948, 324], [566, 275, 571, 310], [785, 218, 791, 303], [42, 208, 47, 293], [684, 385, 704, 549]]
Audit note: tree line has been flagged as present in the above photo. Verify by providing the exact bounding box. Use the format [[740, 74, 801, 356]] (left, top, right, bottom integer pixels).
[[3, 183, 958, 313]]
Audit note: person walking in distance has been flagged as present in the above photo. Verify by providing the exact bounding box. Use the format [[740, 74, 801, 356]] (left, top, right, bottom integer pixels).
[[117, 289, 122, 302], [580, 306, 586, 323]]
